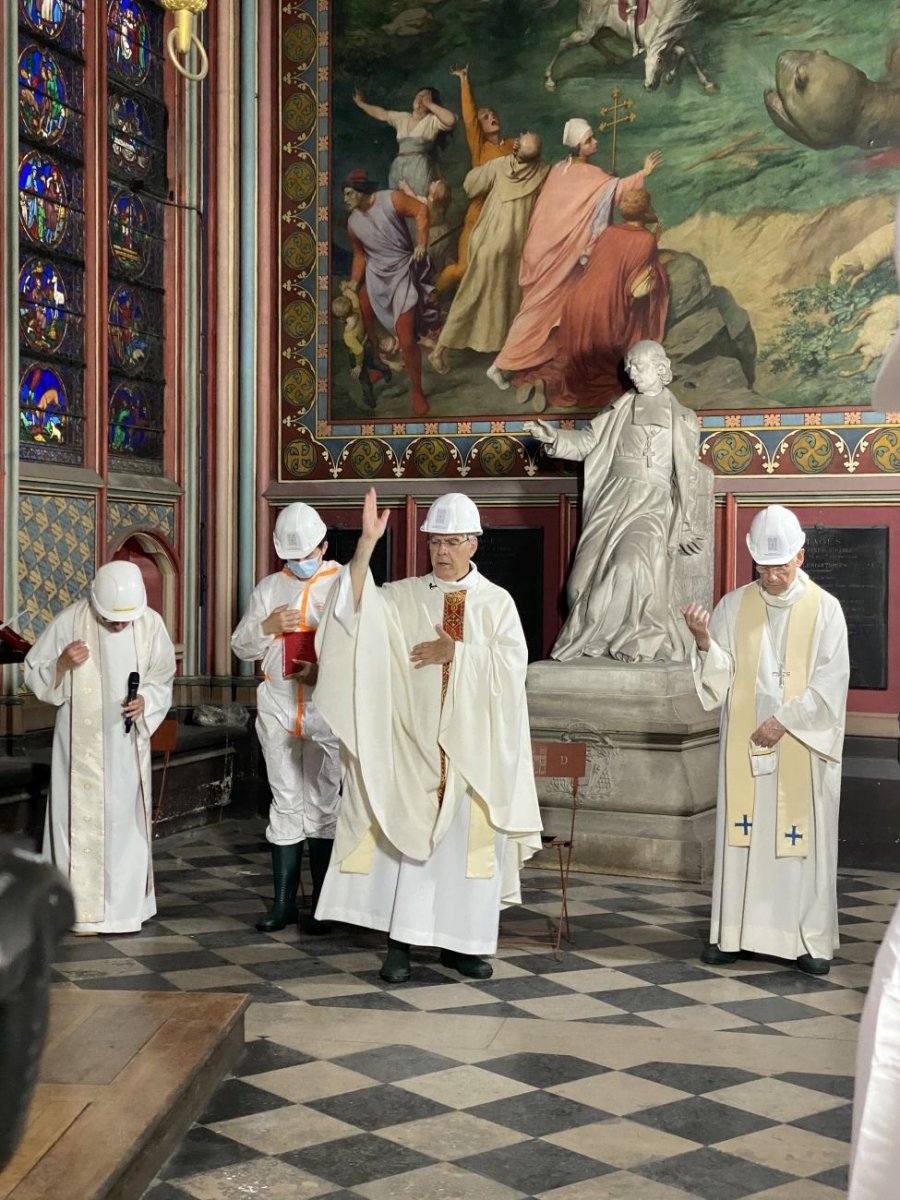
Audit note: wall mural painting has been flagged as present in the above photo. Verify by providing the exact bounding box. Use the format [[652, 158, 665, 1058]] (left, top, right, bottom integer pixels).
[[279, 0, 900, 481]]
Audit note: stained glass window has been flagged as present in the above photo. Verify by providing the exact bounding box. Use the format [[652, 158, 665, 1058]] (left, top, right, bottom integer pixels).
[[17, 2, 86, 465], [20, 0, 84, 53], [106, 0, 167, 474], [17, 0, 169, 473]]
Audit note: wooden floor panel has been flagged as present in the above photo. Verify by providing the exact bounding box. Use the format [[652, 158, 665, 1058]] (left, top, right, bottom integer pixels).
[[0, 989, 247, 1200]]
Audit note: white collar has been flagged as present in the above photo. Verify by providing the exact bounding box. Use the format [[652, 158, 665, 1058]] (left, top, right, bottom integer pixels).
[[425, 563, 480, 593], [757, 568, 809, 609]]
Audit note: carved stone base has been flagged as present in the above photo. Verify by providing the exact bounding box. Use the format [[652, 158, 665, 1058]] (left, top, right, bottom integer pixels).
[[526, 658, 720, 883]]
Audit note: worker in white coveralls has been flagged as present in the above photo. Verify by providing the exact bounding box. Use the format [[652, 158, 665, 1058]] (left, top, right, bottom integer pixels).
[[849, 898, 900, 1200], [24, 561, 176, 934], [231, 503, 342, 933], [313, 488, 543, 983], [682, 504, 849, 975]]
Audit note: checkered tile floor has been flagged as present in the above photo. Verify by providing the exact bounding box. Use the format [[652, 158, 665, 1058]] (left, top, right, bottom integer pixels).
[[49, 821, 891, 1199]]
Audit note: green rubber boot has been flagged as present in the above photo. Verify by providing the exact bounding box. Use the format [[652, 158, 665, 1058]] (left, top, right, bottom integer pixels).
[[303, 837, 334, 936], [256, 842, 302, 932], [380, 938, 411, 983]]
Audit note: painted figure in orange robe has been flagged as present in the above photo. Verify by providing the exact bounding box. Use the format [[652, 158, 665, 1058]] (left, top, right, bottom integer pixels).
[[434, 66, 516, 295]]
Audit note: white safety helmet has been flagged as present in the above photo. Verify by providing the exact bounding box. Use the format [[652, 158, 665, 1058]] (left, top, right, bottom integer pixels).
[[273, 503, 327, 560], [90, 561, 147, 622], [420, 493, 483, 536], [746, 505, 805, 565]]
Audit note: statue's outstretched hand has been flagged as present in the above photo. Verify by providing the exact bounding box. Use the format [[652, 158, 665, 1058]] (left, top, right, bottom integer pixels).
[[523, 419, 557, 445], [681, 601, 711, 652], [679, 534, 705, 555]]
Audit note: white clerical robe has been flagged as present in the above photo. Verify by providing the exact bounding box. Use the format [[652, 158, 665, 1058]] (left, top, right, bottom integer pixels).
[[313, 565, 543, 954], [850, 899, 900, 1199], [24, 601, 175, 933], [692, 571, 849, 961]]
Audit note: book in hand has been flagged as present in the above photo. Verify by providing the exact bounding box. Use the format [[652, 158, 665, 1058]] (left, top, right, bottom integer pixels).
[[282, 630, 317, 676]]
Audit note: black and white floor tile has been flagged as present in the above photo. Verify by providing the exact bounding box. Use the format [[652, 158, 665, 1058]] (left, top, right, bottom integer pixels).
[[49, 822, 889, 1199]]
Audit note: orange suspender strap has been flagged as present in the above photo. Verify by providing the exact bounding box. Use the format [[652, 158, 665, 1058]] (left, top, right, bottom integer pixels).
[[290, 565, 341, 737]]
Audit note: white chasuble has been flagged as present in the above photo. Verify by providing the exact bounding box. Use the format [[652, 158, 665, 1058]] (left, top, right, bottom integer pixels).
[[692, 571, 849, 961], [313, 566, 542, 953], [24, 601, 176, 932]]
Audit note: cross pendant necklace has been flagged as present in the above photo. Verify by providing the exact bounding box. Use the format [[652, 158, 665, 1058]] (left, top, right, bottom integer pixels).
[[773, 664, 790, 688], [643, 427, 658, 468]]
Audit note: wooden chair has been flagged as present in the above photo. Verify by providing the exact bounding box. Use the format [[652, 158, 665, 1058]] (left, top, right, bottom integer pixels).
[[150, 718, 178, 835], [531, 740, 588, 959]]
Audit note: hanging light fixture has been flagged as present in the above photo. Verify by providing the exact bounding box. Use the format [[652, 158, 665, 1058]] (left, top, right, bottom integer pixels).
[[161, 0, 209, 81]]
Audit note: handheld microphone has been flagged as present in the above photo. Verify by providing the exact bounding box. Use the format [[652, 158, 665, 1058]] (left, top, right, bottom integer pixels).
[[124, 671, 140, 732]]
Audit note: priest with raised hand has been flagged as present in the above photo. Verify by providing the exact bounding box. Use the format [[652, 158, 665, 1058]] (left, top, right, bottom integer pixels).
[[24, 561, 176, 935], [313, 488, 542, 983], [682, 505, 850, 975]]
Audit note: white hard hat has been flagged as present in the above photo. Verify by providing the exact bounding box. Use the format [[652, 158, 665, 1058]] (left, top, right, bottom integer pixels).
[[746, 505, 805, 565], [91, 561, 147, 622], [563, 117, 592, 148], [420, 493, 483, 536], [273, 503, 327, 559]]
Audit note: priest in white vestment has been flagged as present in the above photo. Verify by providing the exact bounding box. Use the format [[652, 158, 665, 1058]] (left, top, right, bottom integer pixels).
[[849, 898, 900, 1199], [683, 505, 849, 974], [24, 561, 175, 934], [314, 489, 543, 983]]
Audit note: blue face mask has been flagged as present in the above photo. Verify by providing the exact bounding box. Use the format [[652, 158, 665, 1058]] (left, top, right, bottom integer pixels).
[[287, 556, 320, 580]]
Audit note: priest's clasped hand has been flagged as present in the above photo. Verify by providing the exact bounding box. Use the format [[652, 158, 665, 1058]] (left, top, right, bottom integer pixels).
[[750, 716, 786, 749], [262, 605, 301, 636], [58, 639, 89, 672], [55, 639, 89, 688], [681, 602, 711, 651], [410, 624, 456, 668]]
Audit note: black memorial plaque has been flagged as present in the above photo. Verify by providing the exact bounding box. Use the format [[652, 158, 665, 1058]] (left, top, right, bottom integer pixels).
[[474, 526, 544, 662], [802, 525, 888, 690], [327, 526, 390, 585]]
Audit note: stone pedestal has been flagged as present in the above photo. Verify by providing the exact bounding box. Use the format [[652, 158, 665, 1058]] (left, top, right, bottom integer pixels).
[[526, 658, 720, 883]]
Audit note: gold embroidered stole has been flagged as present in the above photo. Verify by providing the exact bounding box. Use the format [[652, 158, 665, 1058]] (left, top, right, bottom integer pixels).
[[726, 582, 821, 859], [438, 590, 466, 805]]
